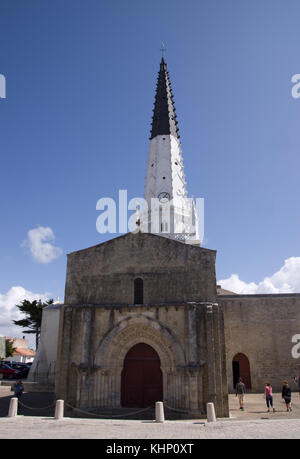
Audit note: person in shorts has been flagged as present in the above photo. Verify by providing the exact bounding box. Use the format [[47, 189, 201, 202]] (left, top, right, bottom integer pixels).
[[282, 380, 292, 412], [236, 377, 246, 411]]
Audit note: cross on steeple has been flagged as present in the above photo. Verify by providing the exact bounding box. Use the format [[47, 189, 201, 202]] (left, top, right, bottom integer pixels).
[[160, 42, 166, 58]]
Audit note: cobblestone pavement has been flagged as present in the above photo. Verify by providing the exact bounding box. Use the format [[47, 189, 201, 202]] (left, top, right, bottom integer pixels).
[[1, 388, 300, 420], [228, 391, 300, 421], [0, 415, 300, 439], [1, 387, 300, 438]]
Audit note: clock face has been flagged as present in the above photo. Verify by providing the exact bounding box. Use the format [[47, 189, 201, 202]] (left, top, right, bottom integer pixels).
[[158, 192, 170, 203]]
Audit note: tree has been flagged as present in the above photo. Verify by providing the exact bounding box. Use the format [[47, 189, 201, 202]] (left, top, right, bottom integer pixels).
[[13, 299, 54, 349], [5, 338, 16, 358]]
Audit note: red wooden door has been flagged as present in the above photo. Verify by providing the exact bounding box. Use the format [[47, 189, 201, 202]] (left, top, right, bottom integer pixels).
[[121, 343, 163, 407]]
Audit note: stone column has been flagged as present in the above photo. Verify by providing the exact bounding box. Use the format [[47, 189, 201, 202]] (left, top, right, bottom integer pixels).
[[55, 306, 71, 402], [188, 367, 199, 411], [188, 305, 198, 364], [206, 304, 217, 407], [187, 305, 201, 413], [214, 305, 229, 417]]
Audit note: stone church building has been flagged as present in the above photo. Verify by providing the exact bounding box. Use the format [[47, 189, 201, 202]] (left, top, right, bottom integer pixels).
[[55, 232, 228, 417], [29, 57, 300, 418]]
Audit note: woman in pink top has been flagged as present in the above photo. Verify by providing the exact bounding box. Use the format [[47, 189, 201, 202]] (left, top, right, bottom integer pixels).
[[264, 382, 275, 412]]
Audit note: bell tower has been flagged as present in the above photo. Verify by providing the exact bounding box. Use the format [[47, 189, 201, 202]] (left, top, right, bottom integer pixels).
[[141, 58, 200, 245]]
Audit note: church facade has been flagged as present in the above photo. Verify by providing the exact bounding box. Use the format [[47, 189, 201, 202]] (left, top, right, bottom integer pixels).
[[29, 57, 300, 416], [54, 232, 228, 417]]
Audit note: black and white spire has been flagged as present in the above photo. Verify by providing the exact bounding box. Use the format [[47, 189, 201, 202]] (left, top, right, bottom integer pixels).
[[140, 57, 200, 245], [150, 57, 180, 140]]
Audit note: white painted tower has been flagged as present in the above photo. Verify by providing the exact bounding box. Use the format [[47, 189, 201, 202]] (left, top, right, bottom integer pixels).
[[140, 58, 200, 245]]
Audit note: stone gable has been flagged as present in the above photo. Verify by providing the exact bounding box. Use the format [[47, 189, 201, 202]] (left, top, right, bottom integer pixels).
[[64, 232, 217, 305]]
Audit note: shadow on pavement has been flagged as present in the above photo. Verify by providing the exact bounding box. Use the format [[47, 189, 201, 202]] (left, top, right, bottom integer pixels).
[[0, 392, 55, 418]]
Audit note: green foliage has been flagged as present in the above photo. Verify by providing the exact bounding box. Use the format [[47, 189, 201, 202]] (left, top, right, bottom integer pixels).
[[13, 299, 54, 349], [5, 338, 16, 357]]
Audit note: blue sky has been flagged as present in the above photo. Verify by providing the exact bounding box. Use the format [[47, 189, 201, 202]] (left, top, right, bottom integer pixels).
[[0, 0, 300, 342]]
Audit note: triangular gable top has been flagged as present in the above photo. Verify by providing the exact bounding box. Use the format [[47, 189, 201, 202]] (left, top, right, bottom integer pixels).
[[67, 231, 216, 258]]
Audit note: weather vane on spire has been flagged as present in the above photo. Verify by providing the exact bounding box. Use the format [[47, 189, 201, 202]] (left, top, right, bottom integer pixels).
[[160, 42, 166, 58]]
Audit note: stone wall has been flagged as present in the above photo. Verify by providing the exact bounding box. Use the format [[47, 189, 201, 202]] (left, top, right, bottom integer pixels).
[[220, 294, 300, 392], [55, 302, 229, 418], [64, 232, 217, 305], [56, 232, 228, 417]]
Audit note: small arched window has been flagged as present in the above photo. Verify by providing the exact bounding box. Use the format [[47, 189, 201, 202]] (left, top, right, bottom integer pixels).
[[134, 278, 143, 304]]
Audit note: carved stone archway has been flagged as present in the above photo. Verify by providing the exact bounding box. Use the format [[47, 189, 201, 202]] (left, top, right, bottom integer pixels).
[[91, 315, 186, 408], [94, 314, 185, 368]]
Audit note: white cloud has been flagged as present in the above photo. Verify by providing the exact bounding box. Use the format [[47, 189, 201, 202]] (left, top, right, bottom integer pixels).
[[218, 257, 300, 294], [22, 226, 63, 264], [0, 286, 50, 347]]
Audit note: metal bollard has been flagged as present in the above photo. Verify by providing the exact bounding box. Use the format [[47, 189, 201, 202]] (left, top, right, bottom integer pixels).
[[54, 399, 64, 420], [206, 402, 217, 422], [155, 401, 165, 423], [8, 397, 18, 417]]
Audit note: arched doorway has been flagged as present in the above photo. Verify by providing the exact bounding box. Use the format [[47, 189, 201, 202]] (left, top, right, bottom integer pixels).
[[121, 343, 163, 407], [232, 353, 252, 389]]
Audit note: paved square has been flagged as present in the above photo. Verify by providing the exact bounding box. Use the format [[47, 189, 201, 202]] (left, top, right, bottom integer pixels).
[[1, 389, 300, 439]]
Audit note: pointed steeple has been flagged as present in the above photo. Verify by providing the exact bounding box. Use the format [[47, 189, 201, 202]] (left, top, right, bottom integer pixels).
[[141, 56, 200, 246], [150, 57, 180, 140]]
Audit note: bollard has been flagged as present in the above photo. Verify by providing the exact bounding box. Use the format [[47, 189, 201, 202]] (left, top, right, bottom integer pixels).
[[155, 401, 165, 423], [206, 402, 217, 422], [8, 397, 18, 417], [54, 399, 64, 420]]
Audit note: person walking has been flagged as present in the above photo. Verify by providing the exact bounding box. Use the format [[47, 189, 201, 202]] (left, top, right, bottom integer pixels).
[[236, 377, 246, 411], [264, 382, 275, 413], [294, 372, 300, 395], [282, 380, 292, 412], [13, 380, 24, 399]]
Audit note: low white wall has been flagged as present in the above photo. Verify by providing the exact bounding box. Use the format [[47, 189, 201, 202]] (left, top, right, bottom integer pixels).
[[27, 304, 62, 385]]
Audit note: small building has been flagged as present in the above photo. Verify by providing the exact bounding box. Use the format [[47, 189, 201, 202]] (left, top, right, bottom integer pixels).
[[4, 337, 35, 363]]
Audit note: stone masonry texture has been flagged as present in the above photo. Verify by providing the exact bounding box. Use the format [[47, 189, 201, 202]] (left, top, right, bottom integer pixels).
[[55, 232, 228, 418]]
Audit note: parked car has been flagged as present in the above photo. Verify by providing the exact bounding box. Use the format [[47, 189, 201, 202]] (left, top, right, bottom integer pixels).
[[8, 363, 30, 378], [0, 363, 22, 380]]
